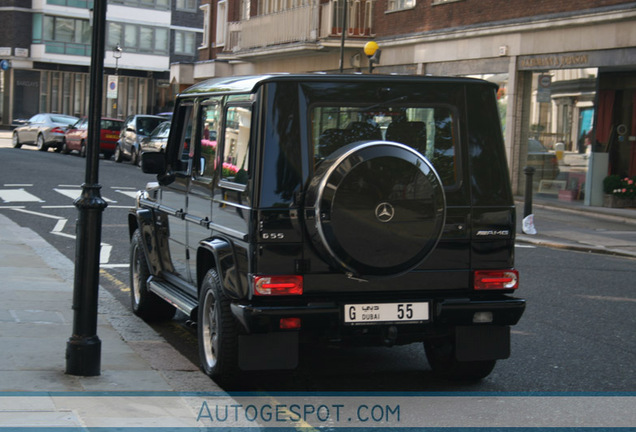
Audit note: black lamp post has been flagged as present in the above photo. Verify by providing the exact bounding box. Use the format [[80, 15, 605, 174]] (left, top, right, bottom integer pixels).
[[66, 0, 108, 377], [112, 44, 122, 117]]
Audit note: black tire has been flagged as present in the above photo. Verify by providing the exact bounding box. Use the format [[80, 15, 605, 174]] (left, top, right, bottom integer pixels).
[[305, 141, 446, 277], [12, 132, 21, 149], [198, 268, 239, 386], [424, 338, 497, 381], [131, 146, 139, 166], [36, 134, 47, 151], [61, 141, 70, 154], [80, 141, 87, 158], [129, 230, 176, 321], [114, 144, 123, 163]]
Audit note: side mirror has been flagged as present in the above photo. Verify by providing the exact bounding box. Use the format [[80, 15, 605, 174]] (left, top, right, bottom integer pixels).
[[141, 151, 166, 174]]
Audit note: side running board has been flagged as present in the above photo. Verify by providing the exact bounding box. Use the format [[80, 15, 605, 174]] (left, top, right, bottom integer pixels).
[[148, 278, 197, 315]]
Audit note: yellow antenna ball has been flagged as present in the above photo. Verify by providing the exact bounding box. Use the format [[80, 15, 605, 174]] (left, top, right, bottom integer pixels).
[[364, 41, 379, 56]]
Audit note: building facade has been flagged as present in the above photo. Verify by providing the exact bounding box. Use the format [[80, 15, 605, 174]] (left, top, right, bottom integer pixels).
[[191, 0, 636, 200], [0, 0, 203, 126]]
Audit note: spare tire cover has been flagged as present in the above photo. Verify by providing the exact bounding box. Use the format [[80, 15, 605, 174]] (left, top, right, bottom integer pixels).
[[305, 141, 446, 277]]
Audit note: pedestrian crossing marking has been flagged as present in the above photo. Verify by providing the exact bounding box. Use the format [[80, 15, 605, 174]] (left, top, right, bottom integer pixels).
[[0, 189, 45, 203], [0, 187, 138, 205]]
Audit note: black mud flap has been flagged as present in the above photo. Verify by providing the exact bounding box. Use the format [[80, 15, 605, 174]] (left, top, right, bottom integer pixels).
[[455, 325, 510, 362], [238, 332, 299, 370]]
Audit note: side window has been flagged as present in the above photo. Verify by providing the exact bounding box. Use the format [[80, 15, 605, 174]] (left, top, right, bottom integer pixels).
[[221, 105, 251, 185], [174, 102, 195, 173], [197, 98, 222, 180]]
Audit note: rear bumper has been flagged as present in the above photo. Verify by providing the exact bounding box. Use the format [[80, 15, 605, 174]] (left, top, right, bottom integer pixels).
[[231, 296, 525, 341]]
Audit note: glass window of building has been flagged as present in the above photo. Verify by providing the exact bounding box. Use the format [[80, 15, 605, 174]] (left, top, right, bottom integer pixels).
[[175, 31, 196, 55], [139, 27, 153, 52], [387, 0, 415, 12], [155, 28, 169, 52], [108, 22, 123, 46], [124, 24, 137, 49], [176, 0, 197, 11]]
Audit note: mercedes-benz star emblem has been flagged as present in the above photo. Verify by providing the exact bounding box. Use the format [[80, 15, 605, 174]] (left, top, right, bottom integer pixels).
[[375, 202, 395, 223]]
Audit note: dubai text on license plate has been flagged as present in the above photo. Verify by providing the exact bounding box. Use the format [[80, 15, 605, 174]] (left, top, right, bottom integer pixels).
[[344, 302, 429, 325]]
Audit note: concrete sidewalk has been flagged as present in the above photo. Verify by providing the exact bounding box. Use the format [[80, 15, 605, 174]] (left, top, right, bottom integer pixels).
[[0, 212, 218, 393], [0, 212, 224, 427], [516, 197, 636, 258]]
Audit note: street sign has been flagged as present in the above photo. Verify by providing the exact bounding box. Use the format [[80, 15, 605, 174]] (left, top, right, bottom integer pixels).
[[107, 75, 118, 99], [537, 74, 552, 103]]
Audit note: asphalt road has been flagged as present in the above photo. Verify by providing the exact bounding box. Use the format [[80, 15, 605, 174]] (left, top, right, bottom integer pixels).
[[1, 141, 635, 392]]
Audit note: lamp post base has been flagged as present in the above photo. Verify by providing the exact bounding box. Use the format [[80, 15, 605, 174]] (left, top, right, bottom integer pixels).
[[66, 335, 101, 376]]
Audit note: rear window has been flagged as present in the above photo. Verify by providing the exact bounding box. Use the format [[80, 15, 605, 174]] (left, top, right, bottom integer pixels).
[[137, 117, 163, 135], [311, 105, 458, 187], [51, 115, 78, 126], [101, 120, 123, 131]]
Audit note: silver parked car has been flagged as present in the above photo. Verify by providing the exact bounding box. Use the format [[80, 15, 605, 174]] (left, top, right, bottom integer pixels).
[[114, 114, 166, 165], [12, 113, 79, 152], [140, 121, 171, 154]]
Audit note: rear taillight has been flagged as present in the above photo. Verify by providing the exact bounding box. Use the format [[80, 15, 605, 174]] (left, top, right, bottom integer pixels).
[[474, 270, 519, 290], [51, 127, 65, 134], [253, 275, 303, 296]]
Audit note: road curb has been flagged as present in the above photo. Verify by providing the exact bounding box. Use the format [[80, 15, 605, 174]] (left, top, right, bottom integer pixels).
[[516, 234, 636, 259]]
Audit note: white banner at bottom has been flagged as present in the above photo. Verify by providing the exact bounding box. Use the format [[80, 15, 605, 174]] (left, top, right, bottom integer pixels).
[[0, 392, 634, 429]]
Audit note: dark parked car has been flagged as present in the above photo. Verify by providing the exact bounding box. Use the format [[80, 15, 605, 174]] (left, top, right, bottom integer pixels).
[[139, 121, 170, 154], [12, 113, 79, 152], [114, 114, 166, 165], [129, 74, 525, 387], [63, 117, 124, 159], [528, 138, 560, 182]]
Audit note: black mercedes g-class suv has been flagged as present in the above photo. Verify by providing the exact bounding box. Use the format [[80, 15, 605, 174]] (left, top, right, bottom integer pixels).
[[128, 74, 525, 385]]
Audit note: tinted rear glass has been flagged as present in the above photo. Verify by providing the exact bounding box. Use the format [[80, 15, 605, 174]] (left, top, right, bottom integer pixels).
[[311, 105, 458, 187]]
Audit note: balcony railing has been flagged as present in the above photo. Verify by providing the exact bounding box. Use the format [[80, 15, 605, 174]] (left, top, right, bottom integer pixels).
[[227, 5, 319, 52], [226, 0, 374, 53]]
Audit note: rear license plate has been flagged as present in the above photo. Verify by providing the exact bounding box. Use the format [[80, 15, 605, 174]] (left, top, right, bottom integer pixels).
[[105, 134, 118, 139], [344, 302, 429, 325]]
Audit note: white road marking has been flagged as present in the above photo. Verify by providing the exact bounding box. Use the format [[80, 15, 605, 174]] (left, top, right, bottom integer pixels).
[[515, 244, 536, 248], [41, 205, 132, 209], [0, 189, 45, 203], [53, 188, 118, 203], [12, 207, 64, 220], [8, 207, 112, 263], [115, 190, 139, 199]]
